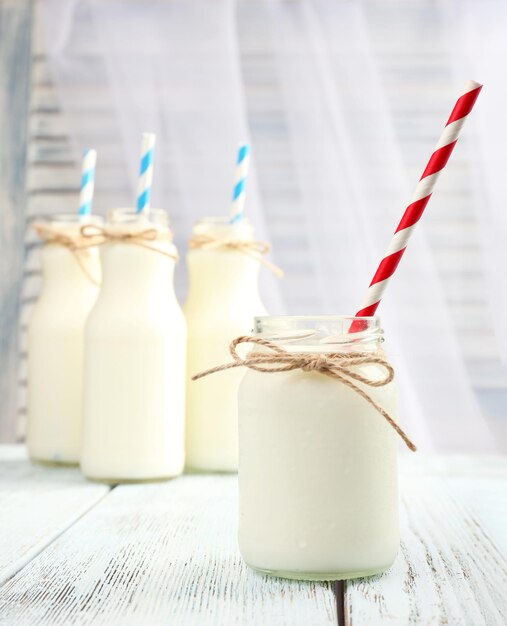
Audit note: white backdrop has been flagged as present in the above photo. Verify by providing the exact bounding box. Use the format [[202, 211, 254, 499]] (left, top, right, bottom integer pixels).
[[40, 0, 507, 453]]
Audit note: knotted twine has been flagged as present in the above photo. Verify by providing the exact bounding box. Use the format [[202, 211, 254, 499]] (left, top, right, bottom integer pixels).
[[33, 222, 178, 285], [189, 234, 283, 277], [192, 335, 417, 451]]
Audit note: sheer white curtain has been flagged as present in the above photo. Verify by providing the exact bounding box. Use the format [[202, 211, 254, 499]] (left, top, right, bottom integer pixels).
[[42, 0, 284, 309], [445, 1, 507, 366], [263, 0, 495, 452], [41, 0, 501, 452]]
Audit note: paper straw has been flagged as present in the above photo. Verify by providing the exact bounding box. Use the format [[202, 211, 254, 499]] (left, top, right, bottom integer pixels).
[[136, 132, 156, 214], [350, 80, 482, 331], [230, 143, 251, 223], [78, 149, 97, 217]]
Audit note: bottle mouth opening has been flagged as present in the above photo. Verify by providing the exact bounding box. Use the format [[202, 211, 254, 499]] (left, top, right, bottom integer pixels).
[[196, 216, 252, 225], [192, 216, 255, 241], [108, 208, 169, 227], [254, 315, 383, 348]]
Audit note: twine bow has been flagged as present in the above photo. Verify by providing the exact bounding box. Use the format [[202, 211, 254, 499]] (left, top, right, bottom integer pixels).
[[192, 336, 416, 451], [80, 224, 179, 261], [189, 234, 283, 277]]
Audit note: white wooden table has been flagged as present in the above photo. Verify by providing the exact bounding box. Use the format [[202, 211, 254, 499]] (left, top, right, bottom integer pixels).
[[0, 446, 506, 625]]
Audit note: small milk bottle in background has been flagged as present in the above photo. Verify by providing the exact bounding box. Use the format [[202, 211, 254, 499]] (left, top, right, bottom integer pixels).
[[184, 144, 279, 472], [236, 316, 415, 581], [27, 150, 101, 465], [81, 134, 186, 482]]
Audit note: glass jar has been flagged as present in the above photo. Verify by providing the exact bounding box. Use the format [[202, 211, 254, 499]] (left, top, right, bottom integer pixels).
[[27, 214, 102, 465], [238, 316, 400, 580], [184, 217, 267, 472], [81, 209, 186, 482]]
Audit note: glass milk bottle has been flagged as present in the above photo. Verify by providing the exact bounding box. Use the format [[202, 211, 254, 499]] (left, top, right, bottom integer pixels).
[[27, 214, 102, 465], [81, 208, 186, 482], [184, 217, 268, 472], [238, 316, 410, 581]]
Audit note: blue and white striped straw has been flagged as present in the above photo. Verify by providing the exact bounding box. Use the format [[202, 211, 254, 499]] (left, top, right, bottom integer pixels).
[[136, 132, 156, 214], [78, 149, 97, 217], [230, 143, 251, 224]]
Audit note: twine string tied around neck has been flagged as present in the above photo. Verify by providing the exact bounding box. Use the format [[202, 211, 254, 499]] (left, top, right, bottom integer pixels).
[[33, 221, 179, 284], [192, 335, 416, 451], [79, 224, 179, 261]]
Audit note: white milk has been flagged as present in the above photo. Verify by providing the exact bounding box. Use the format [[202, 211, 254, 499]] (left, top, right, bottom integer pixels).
[[81, 209, 186, 482], [238, 316, 400, 580], [184, 218, 267, 472], [27, 215, 102, 465]]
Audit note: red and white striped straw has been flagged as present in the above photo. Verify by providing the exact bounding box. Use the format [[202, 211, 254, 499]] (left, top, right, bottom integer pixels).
[[352, 80, 482, 328]]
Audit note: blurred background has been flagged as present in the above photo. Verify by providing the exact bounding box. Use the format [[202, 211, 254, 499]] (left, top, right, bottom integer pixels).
[[1, 0, 506, 452]]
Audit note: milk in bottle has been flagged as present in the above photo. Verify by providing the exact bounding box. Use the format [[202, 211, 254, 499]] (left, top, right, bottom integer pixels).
[[184, 217, 268, 472], [27, 215, 102, 465], [238, 316, 405, 580], [81, 208, 185, 482]]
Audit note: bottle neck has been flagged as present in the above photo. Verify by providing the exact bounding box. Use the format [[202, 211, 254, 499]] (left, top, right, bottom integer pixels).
[[99, 244, 176, 293], [186, 216, 266, 305], [254, 316, 384, 354], [98, 208, 178, 297], [186, 248, 263, 302], [40, 245, 100, 296]]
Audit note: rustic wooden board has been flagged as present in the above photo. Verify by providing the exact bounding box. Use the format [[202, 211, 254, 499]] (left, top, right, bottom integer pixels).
[[1, 449, 506, 625], [345, 456, 507, 626], [0, 446, 109, 586], [0, 473, 337, 626]]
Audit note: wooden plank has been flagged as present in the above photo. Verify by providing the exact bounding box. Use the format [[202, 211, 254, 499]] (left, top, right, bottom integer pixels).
[[0, 474, 337, 626], [345, 456, 507, 625], [0, 446, 109, 586], [0, 0, 33, 442]]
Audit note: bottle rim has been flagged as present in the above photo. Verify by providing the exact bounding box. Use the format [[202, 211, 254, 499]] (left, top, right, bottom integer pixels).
[[253, 315, 383, 348], [36, 214, 103, 224], [195, 216, 253, 226], [107, 208, 169, 227]]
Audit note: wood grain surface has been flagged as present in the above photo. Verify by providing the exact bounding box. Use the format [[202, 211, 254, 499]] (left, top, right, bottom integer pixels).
[[0, 450, 506, 625], [0, 470, 336, 626], [345, 456, 507, 625], [0, 446, 109, 586]]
